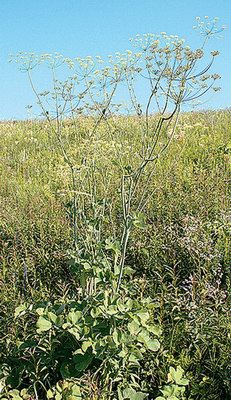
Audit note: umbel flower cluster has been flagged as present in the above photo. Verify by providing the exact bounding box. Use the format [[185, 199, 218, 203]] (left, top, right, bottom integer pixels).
[[11, 16, 223, 122]]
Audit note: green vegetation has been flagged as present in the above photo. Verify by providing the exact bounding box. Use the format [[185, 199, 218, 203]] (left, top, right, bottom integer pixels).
[[0, 111, 230, 399], [0, 17, 230, 400]]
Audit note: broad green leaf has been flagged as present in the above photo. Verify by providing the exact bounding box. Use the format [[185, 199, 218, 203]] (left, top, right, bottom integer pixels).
[[137, 311, 149, 324], [132, 212, 146, 229], [145, 338, 160, 352], [60, 361, 79, 379], [55, 315, 64, 327], [46, 389, 54, 399], [62, 322, 71, 329], [147, 324, 162, 336], [117, 300, 126, 312], [114, 262, 120, 276], [14, 304, 27, 318], [168, 366, 189, 385], [174, 366, 189, 385], [70, 384, 82, 398], [7, 390, 22, 400], [73, 348, 84, 355], [112, 328, 120, 345], [81, 340, 92, 352], [129, 314, 140, 324], [134, 393, 148, 400], [47, 311, 57, 324], [82, 261, 91, 271], [18, 339, 37, 350], [117, 387, 123, 400], [128, 320, 141, 335], [68, 327, 80, 340], [90, 307, 101, 318], [160, 388, 172, 396], [56, 304, 65, 315], [105, 239, 121, 255], [118, 349, 127, 358], [125, 299, 133, 310], [83, 325, 90, 334], [67, 310, 82, 325], [137, 328, 150, 344], [74, 352, 94, 371], [123, 266, 135, 276], [169, 366, 183, 383], [35, 307, 45, 316], [123, 387, 137, 398], [178, 378, 189, 386], [107, 304, 118, 315], [36, 316, 52, 332], [132, 347, 145, 359], [123, 387, 147, 399], [138, 329, 160, 351], [128, 353, 140, 365], [169, 397, 179, 400], [160, 385, 177, 396]]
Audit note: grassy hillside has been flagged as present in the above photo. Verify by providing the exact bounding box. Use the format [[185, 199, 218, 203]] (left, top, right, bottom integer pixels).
[[0, 110, 230, 399]]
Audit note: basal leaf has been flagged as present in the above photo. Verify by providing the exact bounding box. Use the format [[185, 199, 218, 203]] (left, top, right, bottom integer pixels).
[[68, 327, 80, 340], [147, 324, 162, 336], [128, 320, 141, 336], [60, 361, 79, 379], [145, 338, 160, 352], [112, 328, 120, 345], [70, 383, 82, 398], [36, 316, 52, 332], [178, 378, 189, 386], [137, 311, 149, 324], [107, 304, 118, 315], [74, 352, 94, 372], [67, 310, 82, 325], [137, 328, 150, 343], [81, 340, 92, 352], [47, 311, 57, 324], [123, 387, 147, 399], [137, 329, 160, 351]]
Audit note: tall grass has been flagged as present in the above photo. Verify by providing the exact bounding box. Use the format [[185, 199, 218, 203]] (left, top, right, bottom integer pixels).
[[0, 110, 230, 399]]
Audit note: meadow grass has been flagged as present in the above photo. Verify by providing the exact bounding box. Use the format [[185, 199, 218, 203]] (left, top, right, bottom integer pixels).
[[0, 110, 230, 399]]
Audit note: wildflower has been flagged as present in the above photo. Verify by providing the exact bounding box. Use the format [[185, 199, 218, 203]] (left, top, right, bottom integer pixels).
[[195, 49, 204, 59], [211, 74, 221, 80], [211, 51, 220, 57]]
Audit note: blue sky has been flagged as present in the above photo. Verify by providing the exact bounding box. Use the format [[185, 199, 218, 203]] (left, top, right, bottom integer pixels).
[[0, 0, 230, 119]]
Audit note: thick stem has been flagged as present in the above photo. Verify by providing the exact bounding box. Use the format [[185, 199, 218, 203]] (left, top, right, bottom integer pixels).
[[116, 223, 131, 293], [70, 166, 78, 251]]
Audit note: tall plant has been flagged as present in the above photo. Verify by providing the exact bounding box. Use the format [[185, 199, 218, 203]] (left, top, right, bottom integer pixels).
[[13, 17, 222, 295], [3, 16, 225, 399]]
